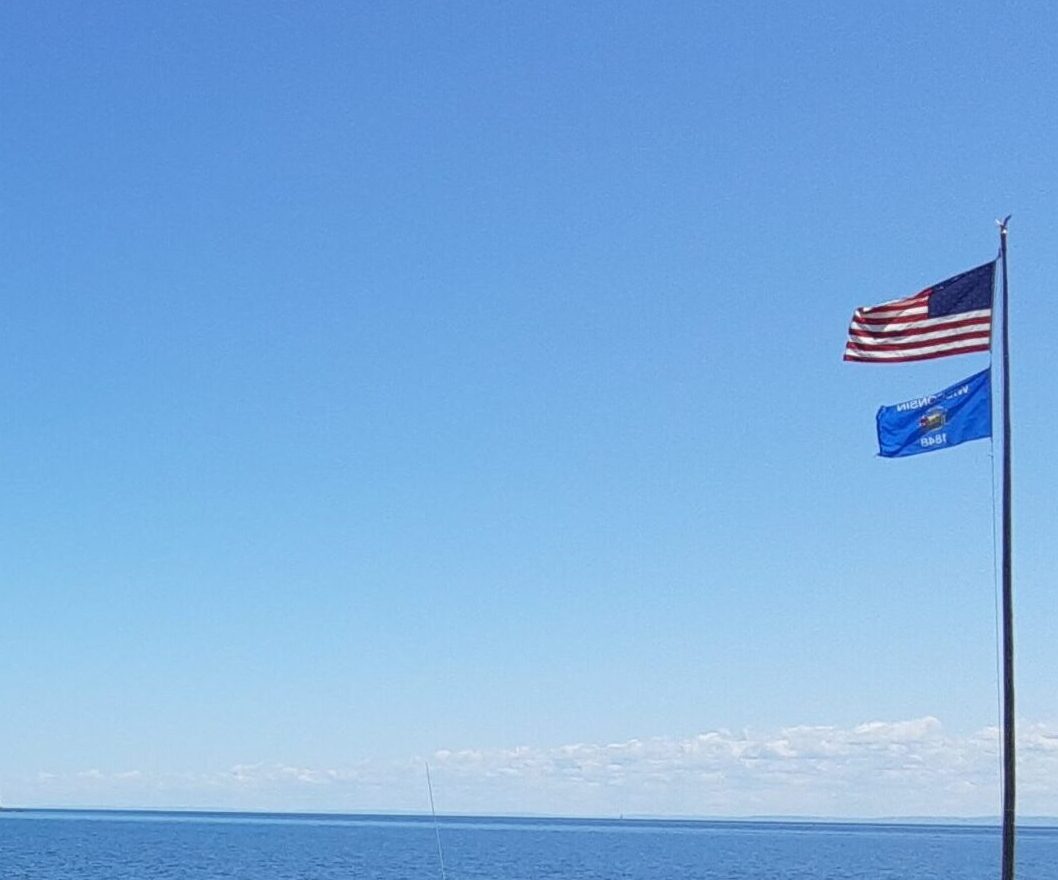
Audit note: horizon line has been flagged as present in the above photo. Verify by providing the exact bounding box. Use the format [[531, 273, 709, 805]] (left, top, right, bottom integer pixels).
[[3, 805, 1058, 830]]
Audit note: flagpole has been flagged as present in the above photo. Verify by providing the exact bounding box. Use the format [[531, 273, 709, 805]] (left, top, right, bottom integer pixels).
[[998, 216, 1015, 880]]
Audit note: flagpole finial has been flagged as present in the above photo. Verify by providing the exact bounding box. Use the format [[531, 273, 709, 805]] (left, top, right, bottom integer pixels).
[[996, 214, 1012, 235]]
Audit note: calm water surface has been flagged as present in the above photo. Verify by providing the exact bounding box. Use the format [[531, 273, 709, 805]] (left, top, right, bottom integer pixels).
[[1, 810, 1056, 879]]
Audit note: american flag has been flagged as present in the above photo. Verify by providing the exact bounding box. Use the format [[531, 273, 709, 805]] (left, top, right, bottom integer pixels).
[[844, 262, 995, 363]]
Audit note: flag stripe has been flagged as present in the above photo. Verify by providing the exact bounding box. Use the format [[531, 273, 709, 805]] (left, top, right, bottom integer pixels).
[[858, 299, 930, 316], [844, 345, 991, 364], [853, 310, 930, 325], [853, 305, 989, 323], [845, 330, 992, 352], [845, 337, 989, 358], [849, 315, 992, 339], [844, 341, 991, 363], [859, 292, 931, 313], [852, 306, 991, 327]]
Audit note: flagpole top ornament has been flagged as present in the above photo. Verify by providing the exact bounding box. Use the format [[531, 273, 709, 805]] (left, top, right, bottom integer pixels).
[[996, 215, 1012, 235]]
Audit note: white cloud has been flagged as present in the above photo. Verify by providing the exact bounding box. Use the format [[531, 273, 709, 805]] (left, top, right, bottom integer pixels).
[[12, 717, 1058, 818]]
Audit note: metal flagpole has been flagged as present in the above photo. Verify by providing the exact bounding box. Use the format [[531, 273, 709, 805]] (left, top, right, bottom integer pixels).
[[998, 216, 1015, 880]]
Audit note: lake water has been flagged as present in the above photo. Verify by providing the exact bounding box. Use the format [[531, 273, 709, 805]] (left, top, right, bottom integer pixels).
[[1, 810, 1056, 879]]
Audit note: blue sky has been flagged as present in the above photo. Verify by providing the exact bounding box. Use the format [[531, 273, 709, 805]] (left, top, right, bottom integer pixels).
[[1, 2, 1056, 815]]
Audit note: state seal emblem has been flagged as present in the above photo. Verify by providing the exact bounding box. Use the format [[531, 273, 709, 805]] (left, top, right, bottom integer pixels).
[[919, 406, 946, 433]]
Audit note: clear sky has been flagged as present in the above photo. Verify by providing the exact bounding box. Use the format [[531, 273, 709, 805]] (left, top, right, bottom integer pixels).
[[1, 1, 1056, 817]]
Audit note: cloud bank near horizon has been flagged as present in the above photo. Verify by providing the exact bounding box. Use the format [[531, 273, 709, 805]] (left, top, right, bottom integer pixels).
[[13, 717, 1058, 818]]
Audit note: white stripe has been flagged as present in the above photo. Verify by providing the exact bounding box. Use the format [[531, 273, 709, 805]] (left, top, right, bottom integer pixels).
[[859, 292, 929, 313], [855, 304, 929, 321], [844, 338, 990, 359], [849, 325, 991, 347], [851, 309, 991, 335]]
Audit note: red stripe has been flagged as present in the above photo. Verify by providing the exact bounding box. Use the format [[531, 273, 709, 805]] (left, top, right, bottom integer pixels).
[[854, 310, 934, 326], [849, 316, 991, 339], [843, 343, 991, 363], [847, 330, 991, 351], [860, 292, 931, 314]]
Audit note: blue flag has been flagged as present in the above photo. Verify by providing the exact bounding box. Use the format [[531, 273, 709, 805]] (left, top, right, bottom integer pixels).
[[876, 369, 992, 458]]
